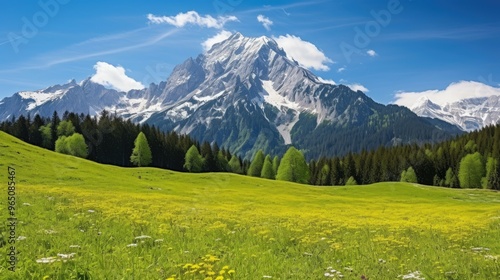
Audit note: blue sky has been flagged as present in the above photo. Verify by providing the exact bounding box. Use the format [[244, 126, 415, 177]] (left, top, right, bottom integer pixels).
[[1, 0, 499, 105]]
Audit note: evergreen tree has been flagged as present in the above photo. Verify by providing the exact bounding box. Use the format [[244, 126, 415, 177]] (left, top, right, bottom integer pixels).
[[50, 111, 60, 150], [261, 155, 274, 179], [184, 145, 204, 172], [247, 150, 265, 177], [276, 147, 310, 184], [318, 164, 330, 185], [445, 167, 460, 188], [216, 151, 230, 172], [272, 156, 280, 176], [130, 132, 152, 167], [229, 155, 242, 174], [458, 152, 485, 188], [485, 157, 500, 190], [345, 176, 358, 185]]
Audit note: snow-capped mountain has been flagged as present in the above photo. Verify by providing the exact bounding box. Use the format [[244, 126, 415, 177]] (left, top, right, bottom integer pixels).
[[410, 95, 500, 131], [0, 33, 461, 159]]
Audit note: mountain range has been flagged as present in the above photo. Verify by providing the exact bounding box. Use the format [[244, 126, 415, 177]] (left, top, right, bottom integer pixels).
[[409, 96, 500, 132], [0, 33, 464, 159]]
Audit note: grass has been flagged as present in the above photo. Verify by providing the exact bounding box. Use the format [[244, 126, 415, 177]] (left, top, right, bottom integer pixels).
[[0, 131, 499, 279]]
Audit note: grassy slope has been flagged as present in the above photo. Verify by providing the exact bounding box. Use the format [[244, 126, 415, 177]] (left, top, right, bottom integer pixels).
[[0, 131, 499, 279]]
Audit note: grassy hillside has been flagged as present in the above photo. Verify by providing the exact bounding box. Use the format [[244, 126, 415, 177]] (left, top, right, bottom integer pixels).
[[0, 131, 499, 279]]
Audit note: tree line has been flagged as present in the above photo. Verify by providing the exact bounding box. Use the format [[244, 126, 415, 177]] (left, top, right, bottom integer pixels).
[[1, 111, 499, 189]]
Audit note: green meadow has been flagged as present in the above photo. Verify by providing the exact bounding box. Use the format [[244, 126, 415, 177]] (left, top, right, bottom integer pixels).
[[0, 131, 499, 279]]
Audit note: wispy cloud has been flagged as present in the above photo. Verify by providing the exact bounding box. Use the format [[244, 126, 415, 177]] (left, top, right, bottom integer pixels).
[[257, 15, 273, 31], [0, 28, 179, 73], [147, 11, 238, 29]]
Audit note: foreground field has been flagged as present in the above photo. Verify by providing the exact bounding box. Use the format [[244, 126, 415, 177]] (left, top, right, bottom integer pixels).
[[0, 132, 499, 279]]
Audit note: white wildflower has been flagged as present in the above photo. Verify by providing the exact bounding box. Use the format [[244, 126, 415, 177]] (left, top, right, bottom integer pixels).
[[36, 257, 58, 264], [134, 235, 151, 240], [126, 243, 138, 247], [87, 210, 95, 213], [57, 253, 76, 259], [17, 236, 27, 241], [22, 203, 31, 206]]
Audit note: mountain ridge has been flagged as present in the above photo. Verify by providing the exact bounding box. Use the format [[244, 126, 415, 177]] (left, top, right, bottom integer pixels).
[[0, 33, 462, 159]]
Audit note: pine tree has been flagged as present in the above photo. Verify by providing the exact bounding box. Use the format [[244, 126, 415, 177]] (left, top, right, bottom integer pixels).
[[458, 152, 485, 188], [130, 132, 152, 167], [229, 155, 242, 174], [345, 176, 358, 185], [276, 147, 310, 184], [247, 150, 265, 177], [261, 155, 274, 179], [272, 156, 280, 176], [485, 157, 500, 190], [184, 145, 204, 172]]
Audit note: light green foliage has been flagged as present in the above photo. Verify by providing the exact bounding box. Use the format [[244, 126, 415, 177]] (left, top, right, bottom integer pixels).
[[400, 166, 418, 183], [55, 135, 69, 154], [130, 132, 152, 167], [459, 152, 485, 188], [184, 145, 203, 172], [272, 156, 280, 176], [216, 151, 230, 172], [464, 140, 477, 153], [228, 155, 242, 174], [445, 167, 459, 188], [247, 150, 265, 177], [276, 146, 310, 184], [39, 123, 52, 149], [319, 164, 330, 185], [1, 131, 500, 279], [345, 176, 358, 185], [261, 155, 274, 179], [57, 120, 75, 137], [55, 133, 88, 158]]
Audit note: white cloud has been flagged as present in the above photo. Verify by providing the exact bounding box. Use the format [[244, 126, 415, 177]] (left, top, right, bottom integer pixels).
[[202, 30, 232, 52], [273, 34, 333, 71], [367, 49, 377, 57], [257, 15, 273, 31], [347, 83, 369, 92], [90, 62, 144, 92], [317, 77, 336, 85], [147, 11, 238, 29], [393, 81, 500, 108], [337, 67, 346, 73]]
